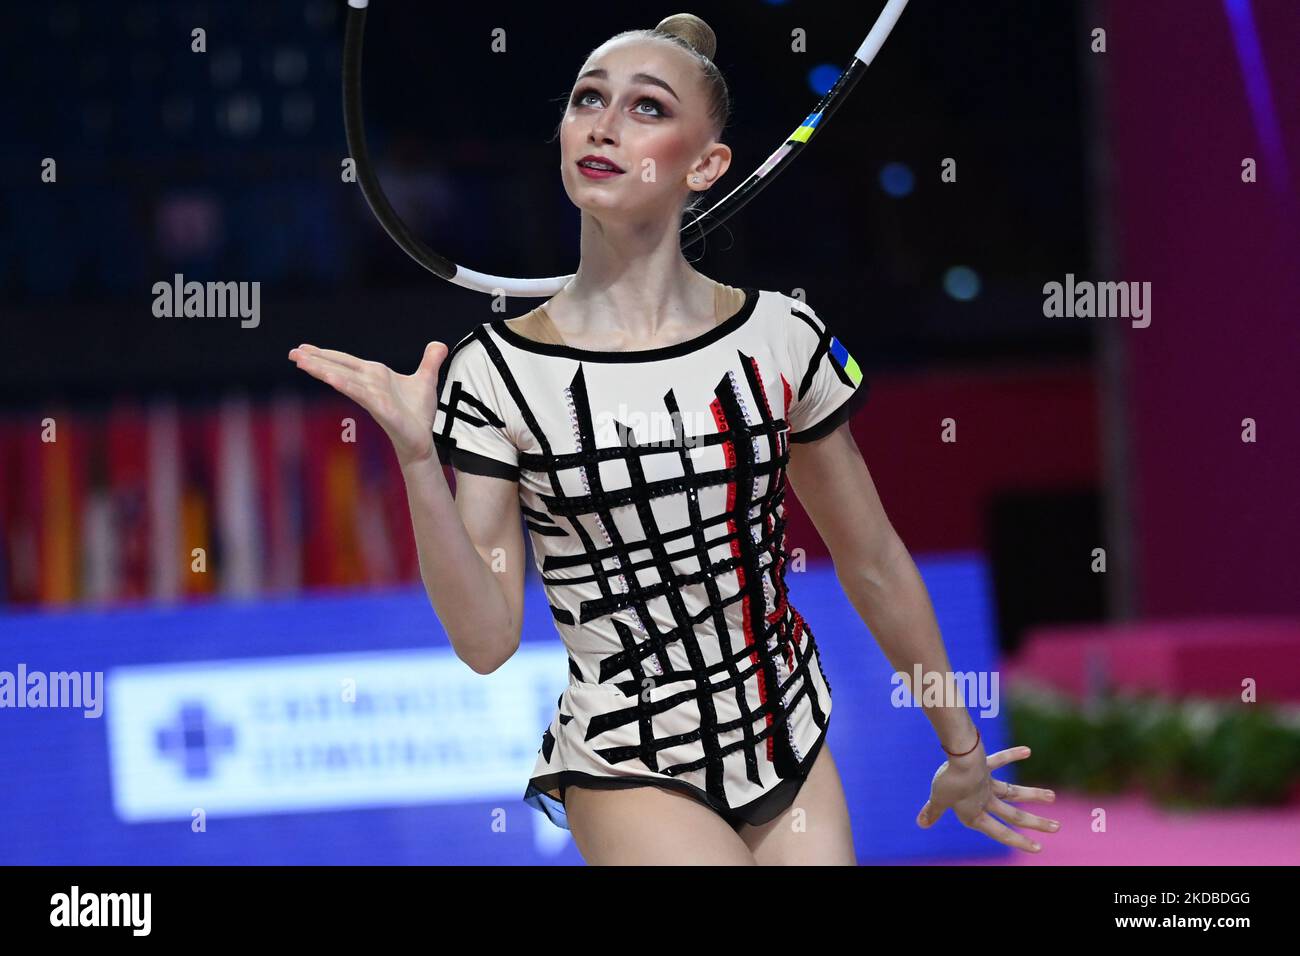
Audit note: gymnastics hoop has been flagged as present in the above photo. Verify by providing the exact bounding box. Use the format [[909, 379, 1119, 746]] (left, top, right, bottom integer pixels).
[[342, 0, 910, 297]]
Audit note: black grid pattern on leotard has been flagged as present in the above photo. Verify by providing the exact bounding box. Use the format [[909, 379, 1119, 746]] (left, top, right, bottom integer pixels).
[[464, 322, 830, 811], [432, 337, 521, 481]]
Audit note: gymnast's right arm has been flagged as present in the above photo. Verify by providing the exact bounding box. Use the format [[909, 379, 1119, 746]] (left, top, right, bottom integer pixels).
[[400, 460, 525, 675], [287, 339, 525, 674]]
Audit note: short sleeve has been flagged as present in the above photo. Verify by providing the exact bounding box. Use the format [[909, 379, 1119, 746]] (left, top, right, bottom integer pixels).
[[431, 330, 521, 480], [785, 298, 870, 442]]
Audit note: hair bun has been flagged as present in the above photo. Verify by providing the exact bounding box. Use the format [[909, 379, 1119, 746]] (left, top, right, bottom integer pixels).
[[654, 13, 717, 60]]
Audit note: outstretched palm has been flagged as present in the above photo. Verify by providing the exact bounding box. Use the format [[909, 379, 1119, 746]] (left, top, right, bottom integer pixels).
[[916, 745, 1059, 853], [288, 341, 448, 469]]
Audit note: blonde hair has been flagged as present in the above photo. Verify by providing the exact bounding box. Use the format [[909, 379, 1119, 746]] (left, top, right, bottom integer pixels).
[[606, 13, 732, 139], [653, 13, 716, 60]]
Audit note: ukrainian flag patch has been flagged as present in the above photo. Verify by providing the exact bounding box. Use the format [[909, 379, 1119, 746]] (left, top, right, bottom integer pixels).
[[829, 335, 862, 386]]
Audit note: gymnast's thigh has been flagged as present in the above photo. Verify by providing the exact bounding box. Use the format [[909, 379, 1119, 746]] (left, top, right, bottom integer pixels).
[[564, 782, 757, 866], [734, 740, 857, 865]]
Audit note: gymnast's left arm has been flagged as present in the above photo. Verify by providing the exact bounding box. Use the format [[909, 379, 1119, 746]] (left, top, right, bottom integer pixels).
[[786, 420, 1060, 853]]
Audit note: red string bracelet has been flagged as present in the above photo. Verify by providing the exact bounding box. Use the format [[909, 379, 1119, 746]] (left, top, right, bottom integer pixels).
[[942, 725, 981, 757]]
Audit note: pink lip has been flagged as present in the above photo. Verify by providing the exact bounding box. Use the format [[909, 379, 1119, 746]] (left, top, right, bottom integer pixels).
[[578, 165, 622, 179], [577, 155, 624, 179]]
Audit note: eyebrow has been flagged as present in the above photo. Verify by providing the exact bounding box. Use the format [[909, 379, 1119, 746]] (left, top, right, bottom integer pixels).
[[576, 68, 680, 102]]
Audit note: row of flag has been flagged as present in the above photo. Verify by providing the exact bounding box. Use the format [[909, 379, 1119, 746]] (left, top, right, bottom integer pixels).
[[0, 394, 426, 608]]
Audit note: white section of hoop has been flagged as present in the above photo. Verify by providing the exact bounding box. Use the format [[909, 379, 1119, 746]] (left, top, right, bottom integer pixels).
[[854, 0, 910, 66], [449, 265, 574, 297]]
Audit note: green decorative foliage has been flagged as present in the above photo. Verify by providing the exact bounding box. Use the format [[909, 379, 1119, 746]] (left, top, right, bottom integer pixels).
[[1007, 682, 1300, 808]]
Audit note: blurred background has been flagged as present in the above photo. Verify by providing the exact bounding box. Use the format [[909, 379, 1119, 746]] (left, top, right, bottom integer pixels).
[[1, 0, 1297, 865]]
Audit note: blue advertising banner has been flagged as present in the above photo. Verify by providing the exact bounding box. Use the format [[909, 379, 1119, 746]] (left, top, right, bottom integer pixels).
[[0, 556, 1007, 864]]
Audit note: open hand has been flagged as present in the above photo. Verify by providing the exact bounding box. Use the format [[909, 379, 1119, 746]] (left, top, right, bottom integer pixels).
[[288, 341, 448, 469], [916, 745, 1059, 853]]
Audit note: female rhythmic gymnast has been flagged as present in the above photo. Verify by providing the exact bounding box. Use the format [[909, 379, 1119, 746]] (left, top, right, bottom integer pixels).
[[290, 13, 1059, 865]]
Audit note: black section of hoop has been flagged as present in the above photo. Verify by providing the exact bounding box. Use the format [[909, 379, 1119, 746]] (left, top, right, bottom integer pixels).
[[681, 57, 867, 252], [343, 6, 458, 281]]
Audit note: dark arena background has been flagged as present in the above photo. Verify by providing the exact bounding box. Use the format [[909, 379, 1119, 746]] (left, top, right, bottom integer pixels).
[[1, 0, 1297, 870]]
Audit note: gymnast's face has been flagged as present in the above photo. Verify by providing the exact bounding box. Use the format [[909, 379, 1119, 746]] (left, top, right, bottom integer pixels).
[[560, 36, 730, 221]]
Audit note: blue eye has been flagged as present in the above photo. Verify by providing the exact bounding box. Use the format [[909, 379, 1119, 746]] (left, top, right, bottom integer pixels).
[[571, 87, 666, 118]]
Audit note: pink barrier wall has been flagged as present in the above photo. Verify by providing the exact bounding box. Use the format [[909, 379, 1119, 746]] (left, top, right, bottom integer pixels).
[[1105, 0, 1300, 615]]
